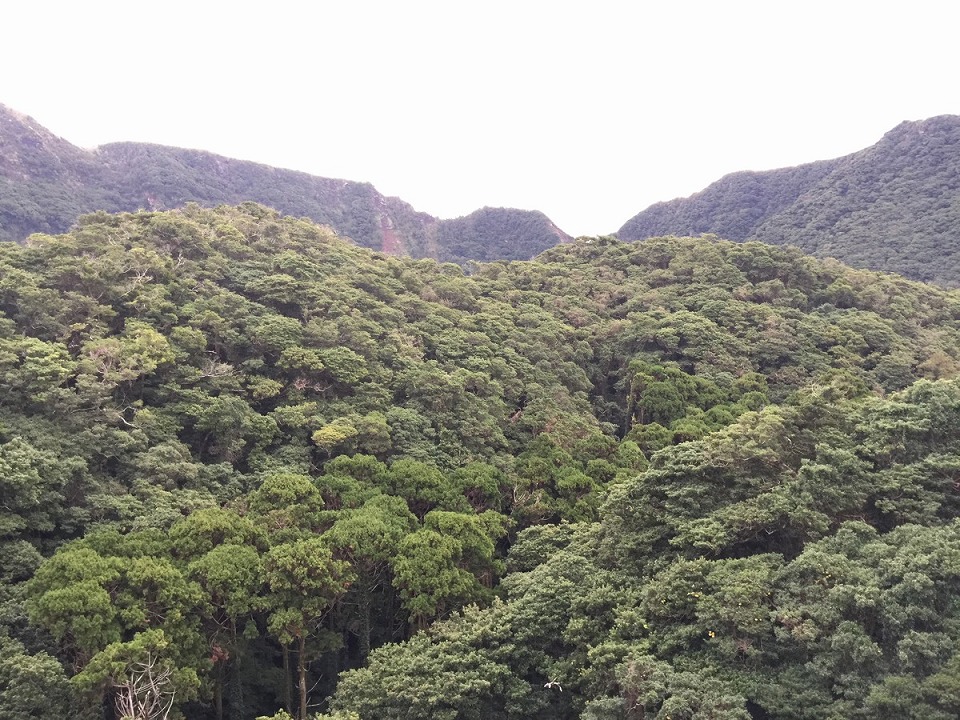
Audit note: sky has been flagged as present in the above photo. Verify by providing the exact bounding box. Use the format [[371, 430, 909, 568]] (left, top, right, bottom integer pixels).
[[3, 1, 957, 237]]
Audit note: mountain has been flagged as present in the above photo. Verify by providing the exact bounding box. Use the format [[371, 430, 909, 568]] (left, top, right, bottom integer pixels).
[[0, 106, 125, 239], [432, 206, 570, 264], [619, 116, 960, 286], [0, 104, 570, 261]]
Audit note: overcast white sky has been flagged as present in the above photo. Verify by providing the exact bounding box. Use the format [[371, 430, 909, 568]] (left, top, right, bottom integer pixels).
[[3, 1, 957, 236]]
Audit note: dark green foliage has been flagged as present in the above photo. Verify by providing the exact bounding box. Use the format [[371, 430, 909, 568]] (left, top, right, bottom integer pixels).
[[620, 116, 960, 287], [620, 159, 840, 244], [0, 632, 77, 720], [5, 204, 960, 718], [339, 380, 960, 719], [97, 142, 390, 252], [0, 105, 570, 264], [433, 206, 569, 264]]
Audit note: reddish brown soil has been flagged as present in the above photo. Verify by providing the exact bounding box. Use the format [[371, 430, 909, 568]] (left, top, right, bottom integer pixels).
[[378, 201, 402, 255], [381, 217, 401, 254]]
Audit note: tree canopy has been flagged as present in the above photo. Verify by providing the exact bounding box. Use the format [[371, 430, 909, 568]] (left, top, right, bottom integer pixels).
[[4, 204, 960, 718]]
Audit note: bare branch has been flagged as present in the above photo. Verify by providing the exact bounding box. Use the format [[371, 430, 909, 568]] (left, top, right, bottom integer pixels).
[[112, 652, 176, 720]]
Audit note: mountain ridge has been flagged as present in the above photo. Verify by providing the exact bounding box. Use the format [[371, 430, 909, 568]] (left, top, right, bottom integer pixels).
[[9, 102, 960, 283], [0, 103, 570, 262], [619, 114, 960, 286]]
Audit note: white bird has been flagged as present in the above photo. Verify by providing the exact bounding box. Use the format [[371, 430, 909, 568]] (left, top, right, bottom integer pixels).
[[544, 680, 562, 692]]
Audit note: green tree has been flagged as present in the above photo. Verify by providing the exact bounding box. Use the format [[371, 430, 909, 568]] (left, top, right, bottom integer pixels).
[[0, 632, 76, 720], [263, 538, 353, 720], [322, 494, 417, 659]]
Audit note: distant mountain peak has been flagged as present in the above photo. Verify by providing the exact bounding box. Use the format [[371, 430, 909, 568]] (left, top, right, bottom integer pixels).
[[0, 103, 44, 130], [0, 103, 570, 262], [619, 114, 960, 286], [0, 104, 95, 180]]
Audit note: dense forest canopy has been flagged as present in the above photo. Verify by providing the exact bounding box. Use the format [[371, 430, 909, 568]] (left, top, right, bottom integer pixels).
[[620, 115, 960, 287], [4, 204, 960, 719]]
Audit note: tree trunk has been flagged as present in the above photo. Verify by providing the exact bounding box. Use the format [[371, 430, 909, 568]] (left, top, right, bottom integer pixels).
[[214, 662, 223, 720], [359, 592, 372, 662], [283, 644, 293, 716], [298, 634, 308, 720]]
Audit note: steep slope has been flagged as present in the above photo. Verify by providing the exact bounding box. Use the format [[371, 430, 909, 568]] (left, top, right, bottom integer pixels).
[[95, 141, 407, 252], [0, 104, 570, 261], [0, 106, 124, 239], [618, 158, 841, 242], [620, 116, 960, 286], [752, 116, 960, 285]]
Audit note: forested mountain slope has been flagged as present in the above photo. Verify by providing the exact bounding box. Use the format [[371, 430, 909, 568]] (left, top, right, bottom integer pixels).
[[618, 159, 842, 244], [5, 205, 960, 719], [0, 104, 570, 261], [0, 105, 126, 240], [620, 116, 960, 287]]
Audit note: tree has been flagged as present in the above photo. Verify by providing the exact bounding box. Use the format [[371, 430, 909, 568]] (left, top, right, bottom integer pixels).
[[187, 543, 264, 720], [263, 538, 353, 720], [0, 437, 70, 541], [331, 604, 532, 720], [391, 530, 480, 631], [26, 532, 208, 717], [0, 632, 76, 720], [248, 473, 326, 540], [72, 630, 199, 720], [322, 495, 417, 660]]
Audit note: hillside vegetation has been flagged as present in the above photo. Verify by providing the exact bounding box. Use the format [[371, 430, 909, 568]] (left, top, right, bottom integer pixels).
[[4, 206, 960, 719], [620, 116, 960, 287], [0, 104, 570, 262]]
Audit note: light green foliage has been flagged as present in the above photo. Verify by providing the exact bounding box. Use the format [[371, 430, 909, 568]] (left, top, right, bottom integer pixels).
[[323, 495, 418, 568], [79, 320, 174, 389], [27, 546, 124, 660], [392, 529, 485, 629], [0, 336, 77, 404], [188, 544, 263, 620], [322, 494, 417, 657], [248, 472, 326, 539], [25, 531, 209, 717], [336, 528, 619, 719], [263, 537, 354, 720], [170, 506, 267, 558], [72, 628, 201, 716], [312, 420, 359, 456], [385, 459, 466, 518]]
